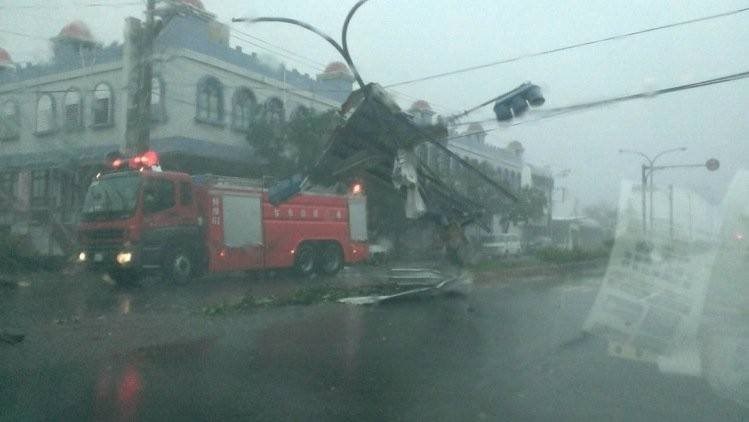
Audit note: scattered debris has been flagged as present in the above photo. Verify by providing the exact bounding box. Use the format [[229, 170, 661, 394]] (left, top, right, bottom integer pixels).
[[0, 330, 25, 345], [388, 268, 444, 285], [339, 271, 472, 305]]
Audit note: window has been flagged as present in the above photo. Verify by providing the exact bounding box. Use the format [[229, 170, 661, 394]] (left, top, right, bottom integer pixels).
[[143, 178, 175, 214], [35, 94, 56, 134], [0, 101, 19, 140], [0, 171, 17, 207], [30, 170, 48, 207], [262, 97, 285, 127], [231, 88, 256, 132], [150, 76, 165, 122], [64, 89, 82, 131], [92, 83, 113, 127], [179, 182, 192, 206], [196, 76, 223, 124]]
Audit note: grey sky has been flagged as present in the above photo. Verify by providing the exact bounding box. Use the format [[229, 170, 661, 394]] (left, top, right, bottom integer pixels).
[[2, 0, 748, 207]]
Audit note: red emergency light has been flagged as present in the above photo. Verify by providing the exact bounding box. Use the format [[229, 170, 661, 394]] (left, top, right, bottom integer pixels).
[[125, 150, 160, 170], [107, 150, 160, 171]]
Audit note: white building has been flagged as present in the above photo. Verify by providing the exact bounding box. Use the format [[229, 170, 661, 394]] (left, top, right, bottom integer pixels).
[[410, 100, 554, 238], [0, 0, 353, 255]]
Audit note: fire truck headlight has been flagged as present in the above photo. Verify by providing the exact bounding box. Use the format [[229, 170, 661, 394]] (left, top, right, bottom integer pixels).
[[116, 251, 133, 265], [78, 251, 87, 262]]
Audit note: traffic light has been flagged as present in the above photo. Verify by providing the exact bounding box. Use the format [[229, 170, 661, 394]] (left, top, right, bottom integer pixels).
[[493, 83, 545, 122]]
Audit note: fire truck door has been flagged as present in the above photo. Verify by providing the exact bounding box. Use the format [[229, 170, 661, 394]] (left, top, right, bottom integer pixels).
[[221, 194, 263, 269]]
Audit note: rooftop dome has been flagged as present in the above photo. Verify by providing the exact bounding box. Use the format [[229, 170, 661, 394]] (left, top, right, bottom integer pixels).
[[507, 140, 524, 151], [409, 100, 432, 112], [179, 0, 205, 10], [0, 48, 13, 69], [57, 20, 96, 44], [318, 61, 353, 81], [466, 122, 485, 134], [324, 61, 350, 74]]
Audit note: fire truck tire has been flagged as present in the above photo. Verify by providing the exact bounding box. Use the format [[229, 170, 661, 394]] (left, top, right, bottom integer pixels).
[[294, 243, 316, 276], [164, 247, 194, 284], [317, 243, 343, 275]]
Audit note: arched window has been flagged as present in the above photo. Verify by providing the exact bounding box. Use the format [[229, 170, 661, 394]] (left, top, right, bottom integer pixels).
[[231, 88, 256, 132], [92, 83, 113, 127], [262, 97, 284, 127], [196, 76, 223, 124], [0, 100, 19, 140], [150, 76, 165, 122], [35, 94, 56, 134], [64, 89, 82, 131]]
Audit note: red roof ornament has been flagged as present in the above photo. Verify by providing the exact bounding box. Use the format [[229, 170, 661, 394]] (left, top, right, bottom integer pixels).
[[0, 48, 13, 69], [409, 100, 432, 113], [324, 61, 349, 74], [57, 20, 96, 44], [318, 61, 354, 81], [466, 122, 485, 134]]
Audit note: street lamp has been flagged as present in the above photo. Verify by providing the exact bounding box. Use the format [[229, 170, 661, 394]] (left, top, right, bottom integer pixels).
[[619, 147, 686, 233]]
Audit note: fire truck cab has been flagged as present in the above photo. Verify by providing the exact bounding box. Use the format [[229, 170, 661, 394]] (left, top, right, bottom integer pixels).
[[78, 153, 368, 284]]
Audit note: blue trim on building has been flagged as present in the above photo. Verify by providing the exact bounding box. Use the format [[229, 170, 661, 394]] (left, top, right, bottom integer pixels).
[[0, 44, 123, 85], [0, 137, 260, 170], [0, 144, 118, 169], [150, 136, 260, 165], [154, 15, 348, 103]]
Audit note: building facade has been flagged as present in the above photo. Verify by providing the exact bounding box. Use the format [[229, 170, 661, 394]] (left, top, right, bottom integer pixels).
[[0, 0, 353, 255], [410, 101, 553, 239]]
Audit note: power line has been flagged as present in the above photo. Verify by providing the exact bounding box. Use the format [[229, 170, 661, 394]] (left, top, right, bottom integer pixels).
[[384, 6, 749, 88], [0, 2, 141, 10], [452, 67, 749, 131], [0, 28, 48, 40], [230, 26, 327, 69]]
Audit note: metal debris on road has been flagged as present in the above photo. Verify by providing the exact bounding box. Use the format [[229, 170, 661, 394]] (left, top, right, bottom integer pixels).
[[339, 268, 472, 305]]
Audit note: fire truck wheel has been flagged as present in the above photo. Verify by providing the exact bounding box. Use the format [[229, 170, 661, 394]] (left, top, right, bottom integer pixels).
[[294, 243, 316, 276], [164, 248, 193, 284], [317, 243, 343, 275]]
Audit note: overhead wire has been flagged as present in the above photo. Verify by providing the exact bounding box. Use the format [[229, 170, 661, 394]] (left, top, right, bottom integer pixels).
[[0, 2, 142, 10], [383, 5, 749, 88]]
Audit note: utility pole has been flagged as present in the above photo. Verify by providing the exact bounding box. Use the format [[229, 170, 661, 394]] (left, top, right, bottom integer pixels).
[[669, 184, 674, 241], [140, 0, 155, 153], [124, 0, 155, 154], [641, 164, 647, 233]]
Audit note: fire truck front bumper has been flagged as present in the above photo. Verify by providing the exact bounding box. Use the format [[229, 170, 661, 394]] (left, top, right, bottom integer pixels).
[[78, 244, 141, 271]]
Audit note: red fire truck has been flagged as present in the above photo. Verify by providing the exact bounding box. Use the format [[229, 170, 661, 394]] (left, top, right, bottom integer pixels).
[[77, 151, 368, 284]]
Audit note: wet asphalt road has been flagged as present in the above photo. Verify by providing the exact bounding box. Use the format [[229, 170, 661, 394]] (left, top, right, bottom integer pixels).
[[1, 266, 747, 421]]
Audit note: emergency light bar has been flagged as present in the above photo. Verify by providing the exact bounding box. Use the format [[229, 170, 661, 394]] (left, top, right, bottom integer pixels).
[[108, 150, 160, 171]]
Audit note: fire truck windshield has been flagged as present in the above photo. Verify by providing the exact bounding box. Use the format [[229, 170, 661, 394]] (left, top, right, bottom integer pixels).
[[81, 173, 141, 221]]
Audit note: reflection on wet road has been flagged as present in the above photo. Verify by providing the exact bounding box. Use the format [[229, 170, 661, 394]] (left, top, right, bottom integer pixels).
[[1, 268, 748, 421]]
